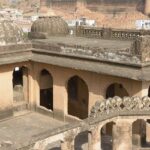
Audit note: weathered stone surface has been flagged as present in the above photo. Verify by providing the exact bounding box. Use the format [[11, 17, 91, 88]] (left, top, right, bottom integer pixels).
[[0, 20, 27, 45], [30, 16, 69, 39], [90, 96, 150, 120]]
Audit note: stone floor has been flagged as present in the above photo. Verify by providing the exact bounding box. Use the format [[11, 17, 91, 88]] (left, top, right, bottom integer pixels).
[[0, 112, 66, 149]]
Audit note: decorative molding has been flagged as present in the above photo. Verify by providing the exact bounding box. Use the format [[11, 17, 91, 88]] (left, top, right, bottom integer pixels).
[[90, 96, 150, 119]]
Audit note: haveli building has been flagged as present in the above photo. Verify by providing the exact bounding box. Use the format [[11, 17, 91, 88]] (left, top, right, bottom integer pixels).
[[1, 15, 150, 150]]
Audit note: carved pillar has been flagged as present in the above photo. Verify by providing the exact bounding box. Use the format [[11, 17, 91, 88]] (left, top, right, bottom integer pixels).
[[88, 125, 101, 150], [113, 120, 132, 150]]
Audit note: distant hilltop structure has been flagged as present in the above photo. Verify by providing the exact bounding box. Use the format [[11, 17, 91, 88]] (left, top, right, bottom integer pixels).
[[40, 0, 150, 16]]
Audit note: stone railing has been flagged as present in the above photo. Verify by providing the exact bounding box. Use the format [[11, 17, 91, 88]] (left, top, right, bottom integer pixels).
[[24, 96, 150, 149], [77, 26, 150, 40], [90, 96, 150, 121]]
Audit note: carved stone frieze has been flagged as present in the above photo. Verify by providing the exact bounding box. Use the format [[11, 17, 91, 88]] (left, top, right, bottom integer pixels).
[[90, 96, 150, 118]]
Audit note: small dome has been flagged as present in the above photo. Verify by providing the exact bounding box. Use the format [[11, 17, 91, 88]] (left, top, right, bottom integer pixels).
[[30, 16, 69, 39], [0, 20, 27, 45]]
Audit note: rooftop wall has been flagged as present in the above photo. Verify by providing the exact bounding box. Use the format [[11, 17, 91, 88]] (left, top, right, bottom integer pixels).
[[77, 26, 150, 41]]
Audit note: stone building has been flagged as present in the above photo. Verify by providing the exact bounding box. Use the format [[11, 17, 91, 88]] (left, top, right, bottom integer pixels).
[[1, 16, 150, 150]]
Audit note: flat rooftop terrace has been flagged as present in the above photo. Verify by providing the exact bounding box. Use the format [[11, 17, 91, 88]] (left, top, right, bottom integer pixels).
[[33, 36, 132, 51], [0, 112, 67, 149]]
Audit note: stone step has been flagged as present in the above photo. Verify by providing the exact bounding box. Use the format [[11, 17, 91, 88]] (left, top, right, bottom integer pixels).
[[13, 101, 28, 112]]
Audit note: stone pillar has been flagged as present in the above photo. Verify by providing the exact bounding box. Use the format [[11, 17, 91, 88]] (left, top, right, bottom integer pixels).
[[142, 81, 149, 97], [145, 0, 150, 15], [28, 63, 37, 110], [22, 67, 28, 102], [146, 121, 150, 143], [53, 76, 67, 121], [113, 120, 132, 150], [88, 126, 101, 150]]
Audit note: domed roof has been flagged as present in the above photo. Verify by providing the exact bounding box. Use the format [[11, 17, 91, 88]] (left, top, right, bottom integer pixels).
[[0, 20, 27, 45], [30, 16, 69, 39]]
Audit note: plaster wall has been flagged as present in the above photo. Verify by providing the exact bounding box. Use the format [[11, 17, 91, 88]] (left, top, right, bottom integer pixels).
[[0, 62, 31, 118], [0, 61, 144, 121], [0, 67, 13, 111], [32, 62, 142, 120]]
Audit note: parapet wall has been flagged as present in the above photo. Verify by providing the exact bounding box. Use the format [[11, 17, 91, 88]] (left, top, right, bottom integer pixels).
[[77, 26, 150, 41], [77, 26, 150, 64], [90, 96, 150, 121], [29, 96, 150, 150]]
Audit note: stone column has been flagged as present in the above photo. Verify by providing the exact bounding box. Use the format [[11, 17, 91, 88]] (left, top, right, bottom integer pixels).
[[146, 121, 150, 143], [141, 81, 150, 97], [113, 120, 132, 150], [22, 67, 28, 102], [145, 0, 150, 15], [88, 125, 101, 150], [28, 63, 37, 110]]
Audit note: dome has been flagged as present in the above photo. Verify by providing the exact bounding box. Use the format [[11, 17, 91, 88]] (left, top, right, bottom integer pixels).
[[0, 20, 27, 45], [30, 16, 69, 39]]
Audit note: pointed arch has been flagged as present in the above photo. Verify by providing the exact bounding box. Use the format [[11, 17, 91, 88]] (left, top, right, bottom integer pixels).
[[67, 75, 89, 119], [40, 69, 53, 110], [106, 83, 129, 99]]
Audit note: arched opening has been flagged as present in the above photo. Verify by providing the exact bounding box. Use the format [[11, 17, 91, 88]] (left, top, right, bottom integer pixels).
[[13, 66, 28, 103], [148, 87, 150, 97], [40, 69, 53, 110], [101, 122, 116, 150], [74, 131, 88, 150], [132, 119, 147, 148], [67, 76, 89, 119], [146, 119, 150, 146], [106, 83, 129, 99]]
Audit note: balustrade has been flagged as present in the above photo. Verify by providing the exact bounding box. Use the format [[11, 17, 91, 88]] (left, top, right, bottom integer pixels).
[[77, 26, 150, 40]]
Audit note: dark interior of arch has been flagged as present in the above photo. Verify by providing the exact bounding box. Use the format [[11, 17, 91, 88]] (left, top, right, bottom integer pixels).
[[13, 67, 23, 87], [68, 76, 89, 119], [106, 83, 129, 99], [40, 69, 53, 110]]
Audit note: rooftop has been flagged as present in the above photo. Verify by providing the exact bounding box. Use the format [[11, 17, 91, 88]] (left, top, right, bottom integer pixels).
[[33, 36, 132, 50], [0, 112, 66, 149]]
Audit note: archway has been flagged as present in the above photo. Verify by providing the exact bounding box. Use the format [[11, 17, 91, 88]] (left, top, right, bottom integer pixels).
[[148, 86, 150, 97], [106, 83, 129, 99], [67, 76, 89, 119], [101, 122, 116, 150], [74, 131, 88, 150], [13, 66, 28, 102], [132, 119, 147, 148], [40, 69, 53, 110]]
